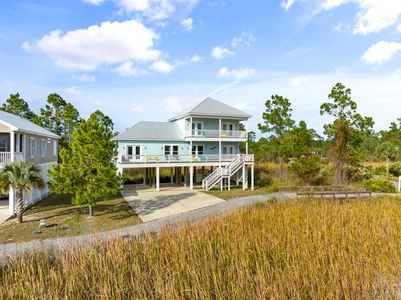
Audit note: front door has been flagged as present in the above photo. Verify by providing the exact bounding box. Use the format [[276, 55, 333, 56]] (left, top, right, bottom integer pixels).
[[222, 123, 234, 136], [192, 122, 203, 136], [127, 145, 141, 161], [222, 145, 234, 160]]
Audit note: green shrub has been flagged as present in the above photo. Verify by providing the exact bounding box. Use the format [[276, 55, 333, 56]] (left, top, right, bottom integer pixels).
[[362, 178, 396, 193], [372, 166, 387, 176], [389, 162, 401, 177], [255, 170, 272, 187]]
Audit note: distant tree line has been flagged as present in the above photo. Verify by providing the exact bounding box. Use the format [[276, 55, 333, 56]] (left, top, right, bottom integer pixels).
[[249, 82, 400, 186]]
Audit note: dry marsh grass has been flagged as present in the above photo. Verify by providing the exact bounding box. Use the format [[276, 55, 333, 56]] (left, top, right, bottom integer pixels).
[[2, 196, 401, 299]]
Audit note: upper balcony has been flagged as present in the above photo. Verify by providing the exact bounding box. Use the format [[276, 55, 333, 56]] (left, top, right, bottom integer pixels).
[[184, 129, 247, 140]]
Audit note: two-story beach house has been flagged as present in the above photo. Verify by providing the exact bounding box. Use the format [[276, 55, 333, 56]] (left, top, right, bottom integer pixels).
[[113, 97, 254, 191], [0, 110, 60, 216]]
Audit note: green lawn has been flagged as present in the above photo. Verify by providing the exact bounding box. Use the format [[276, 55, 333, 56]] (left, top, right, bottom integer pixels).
[[0, 193, 142, 244]]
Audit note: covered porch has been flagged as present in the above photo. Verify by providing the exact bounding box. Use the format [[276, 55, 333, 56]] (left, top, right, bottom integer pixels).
[[117, 154, 254, 192]]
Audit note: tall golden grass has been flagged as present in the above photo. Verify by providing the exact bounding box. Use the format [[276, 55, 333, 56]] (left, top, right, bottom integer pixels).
[[2, 196, 401, 298]]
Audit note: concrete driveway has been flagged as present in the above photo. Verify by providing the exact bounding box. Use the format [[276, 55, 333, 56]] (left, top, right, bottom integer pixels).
[[0, 199, 10, 224], [123, 184, 225, 222]]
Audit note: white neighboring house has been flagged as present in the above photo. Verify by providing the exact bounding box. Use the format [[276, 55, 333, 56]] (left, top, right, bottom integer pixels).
[[0, 110, 60, 216]]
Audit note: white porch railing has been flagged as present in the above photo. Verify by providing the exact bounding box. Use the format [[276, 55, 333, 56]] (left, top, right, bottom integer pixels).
[[119, 153, 254, 164], [0, 152, 24, 165], [184, 129, 247, 138]]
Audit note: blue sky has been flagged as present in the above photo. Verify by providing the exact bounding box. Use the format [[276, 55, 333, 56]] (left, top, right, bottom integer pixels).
[[1, 0, 401, 137]]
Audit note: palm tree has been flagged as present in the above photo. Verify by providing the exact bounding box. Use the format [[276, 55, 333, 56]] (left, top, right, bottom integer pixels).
[[0, 161, 45, 223]]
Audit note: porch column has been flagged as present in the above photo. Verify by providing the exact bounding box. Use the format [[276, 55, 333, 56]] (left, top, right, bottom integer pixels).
[[251, 164, 254, 191], [156, 167, 160, 191], [219, 119, 222, 162], [242, 164, 246, 190], [189, 166, 193, 190], [10, 131, 15, 162], [170, 168, 174, 183], [8, 188, 14, 216], [184, 167, 188, 187]]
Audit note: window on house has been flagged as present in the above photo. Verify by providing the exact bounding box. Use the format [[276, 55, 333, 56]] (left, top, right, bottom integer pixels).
[[127, 145, 141, 160], [41, 139, 46, 157], [192, 145, 204, 156], [164, 145, 179, 156], [30, 137, 36, 158]]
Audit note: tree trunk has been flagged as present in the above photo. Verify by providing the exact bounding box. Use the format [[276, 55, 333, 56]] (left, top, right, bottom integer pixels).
[[386, 157, 389, 173], [89, 205, 94, 217], [16, 189, 24, 223], [279, 155, 283, 182]]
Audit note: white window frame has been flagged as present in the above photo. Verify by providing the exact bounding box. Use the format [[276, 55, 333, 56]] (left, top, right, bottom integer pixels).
[[192, 121, 204, 136], [222, 122, 235, 136], [192, 145, 204, 156], [53, 140, 57, 156], [41, 139, 46, 157], [127, 145, 142, 161], [30, 137, 36, 158]]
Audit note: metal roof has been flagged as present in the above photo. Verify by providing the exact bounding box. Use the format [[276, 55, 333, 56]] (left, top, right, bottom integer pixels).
[[0, 110, 60, 139], [112, 121, 184, 141], [168, 97, 252, 121]]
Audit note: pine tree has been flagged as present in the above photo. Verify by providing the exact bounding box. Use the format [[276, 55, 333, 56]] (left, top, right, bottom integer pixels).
[[48, 112, 121, 216]]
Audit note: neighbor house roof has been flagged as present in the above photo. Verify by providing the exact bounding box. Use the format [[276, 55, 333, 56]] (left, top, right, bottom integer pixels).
[[112, 121, 184, 141], [168, 97, 252, 121], [0, 110, 60, 139]]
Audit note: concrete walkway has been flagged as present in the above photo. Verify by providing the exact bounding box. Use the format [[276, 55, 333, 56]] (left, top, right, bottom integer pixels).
[[0, 192, 291, 264], [0, 199, 9, 224], [123, 184, 225, 222]]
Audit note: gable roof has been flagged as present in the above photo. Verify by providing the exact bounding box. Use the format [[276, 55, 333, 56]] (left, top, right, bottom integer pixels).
[[0, 110, 60, 139], [168, 97, 252, 121], [112, 121, 184, 141]]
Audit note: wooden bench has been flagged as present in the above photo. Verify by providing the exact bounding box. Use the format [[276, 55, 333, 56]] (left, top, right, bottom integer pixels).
[[296, 190, 371, 200]]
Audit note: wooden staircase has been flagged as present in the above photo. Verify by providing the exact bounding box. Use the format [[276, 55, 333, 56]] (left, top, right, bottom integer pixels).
[[202, 155, 245, 191]]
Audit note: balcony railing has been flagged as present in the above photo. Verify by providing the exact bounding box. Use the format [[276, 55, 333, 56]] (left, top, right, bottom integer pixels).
[[184, 129, 247, 138], [118, 153, 254, 164], [0, 152, 24, 165]]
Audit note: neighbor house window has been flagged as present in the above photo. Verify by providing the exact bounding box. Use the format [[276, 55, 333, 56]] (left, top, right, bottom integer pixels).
[[41, 139, 46, 157], [30, 137, 36, 158], [53, 140, 57, 156]]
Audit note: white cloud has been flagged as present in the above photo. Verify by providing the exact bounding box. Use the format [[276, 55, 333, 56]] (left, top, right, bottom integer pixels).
[[282, 0, 297, 10], [73, 74, 96, 82], [217, 67, 255, 80], [291, 76, 311, 87], [352, 0, 401, 35], [181, 18, 193, 32], [231, 31, 256, 48], [115, 61, 142, 76], [131, 105, 144, 112], [83, 0, 104, 5], [190, 55, 203, 63], [25, 20, 161, 71], [163, 97, 181, 113], [211, 46, 235, 60], [117, 0, 149, 11], [286, 0, 401, 35], [361, 41, 401, 67], [149, 60, 176, 73], [66, 86, 81, 95]]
